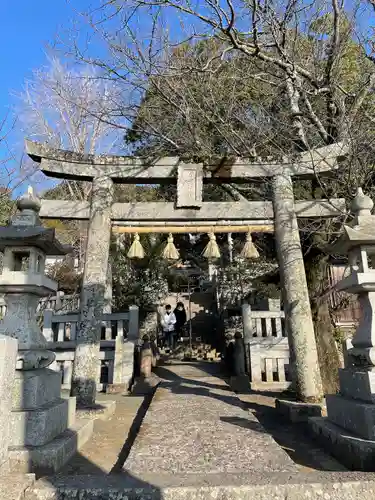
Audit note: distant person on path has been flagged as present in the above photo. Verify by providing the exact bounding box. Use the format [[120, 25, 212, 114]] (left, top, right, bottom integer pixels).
[[174, 302, 187, 340], [161, 304, 177, 351]]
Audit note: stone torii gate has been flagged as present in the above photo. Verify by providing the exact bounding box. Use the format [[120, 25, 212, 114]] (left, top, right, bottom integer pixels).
[[26, 140, 347, 405]]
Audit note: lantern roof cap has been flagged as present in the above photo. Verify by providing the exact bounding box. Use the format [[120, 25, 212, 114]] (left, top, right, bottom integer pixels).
[[17, 186, 41, 213], [0, 186, 70, 255], [351, 188, 374, 216], [331, 223, 375, 254]]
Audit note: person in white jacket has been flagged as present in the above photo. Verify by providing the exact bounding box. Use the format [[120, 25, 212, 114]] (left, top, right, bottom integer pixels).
[[161, 304, 177, 351]]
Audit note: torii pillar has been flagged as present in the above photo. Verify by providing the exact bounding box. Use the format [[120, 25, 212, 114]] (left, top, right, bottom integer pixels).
[[272, 173, 322, 402], [71, 175, 114, 406]]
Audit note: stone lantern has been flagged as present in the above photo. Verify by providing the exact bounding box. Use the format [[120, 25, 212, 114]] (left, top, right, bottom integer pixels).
[[333, 188, 375, 369], [0, 187, 93, 474], [310, 188, 375, 471], [0, 187, 67, 369]]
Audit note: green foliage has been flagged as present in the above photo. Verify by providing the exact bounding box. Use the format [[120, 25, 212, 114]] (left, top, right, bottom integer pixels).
[[113, 254, 169, 310], [0, 188, 14, 226], [217, 258, 278, 308], [112, 234, 170, 310], [333, 326, 347, 345], [46, 260, 82, 293]]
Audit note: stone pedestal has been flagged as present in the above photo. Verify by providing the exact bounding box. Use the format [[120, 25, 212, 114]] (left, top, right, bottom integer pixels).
[[8, 368, 93, 475], [310, 288, 375, 467], [310, 363, 375, 471]]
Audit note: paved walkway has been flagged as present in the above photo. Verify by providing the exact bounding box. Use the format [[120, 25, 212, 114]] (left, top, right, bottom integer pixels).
[[125, 361, 297, 477], [56, 360, 346, 477], [29, 361, 375, 499]]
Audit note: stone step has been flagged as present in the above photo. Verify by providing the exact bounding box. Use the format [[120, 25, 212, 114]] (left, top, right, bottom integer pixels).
[[325, 394, 375, 440], [309, 416, 375, 472], [25, 472, 375, 500], [8, 418, 94, 476]]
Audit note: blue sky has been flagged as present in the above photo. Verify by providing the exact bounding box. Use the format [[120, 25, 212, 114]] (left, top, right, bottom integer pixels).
[[0, 1, 79, 115], [0, 1, 93, 194]]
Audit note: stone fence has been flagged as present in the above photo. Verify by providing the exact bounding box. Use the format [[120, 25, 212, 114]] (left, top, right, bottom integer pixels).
[[44, 306, 139, 391], [0, 291, 79, 318], [39, 291, 80, 313], [1, 294, 139, 392], [242, 303, 291, 391]]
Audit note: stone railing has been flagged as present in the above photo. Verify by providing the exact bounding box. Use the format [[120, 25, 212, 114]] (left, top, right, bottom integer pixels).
[[38, 291, 80, 313], [42, 311, 135, 343], [242, 303, 291, 391], [0, 291, 80, 318], [45, 307, 139, 391]]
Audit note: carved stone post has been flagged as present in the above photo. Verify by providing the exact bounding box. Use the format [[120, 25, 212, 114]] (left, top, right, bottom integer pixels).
[[140, 337, 153, 379], [233, 332, 246, 376], [242, 303, 252, 375], [230, 332, 250, 393], [72, 175, 114, 406], [227, 233, 233, 264], [132, 334, 160, 395], [272, 173, 322, 402]]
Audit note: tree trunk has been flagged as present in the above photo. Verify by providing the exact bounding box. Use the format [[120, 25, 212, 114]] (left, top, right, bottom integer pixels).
[[306, 254, 340, 395]]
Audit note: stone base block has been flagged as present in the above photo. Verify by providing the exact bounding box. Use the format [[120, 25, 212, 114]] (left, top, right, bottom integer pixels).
[[132, 374, 159, 395], [76, 400, 116, 421], [10, 398, 70, 447], [339, 368, 375, 404], [229, 375, 251, 394], [106, 383, 127, 394], [309, 416, 375, 471], [12, 369, 61, 410], [250, 381, 291, 392], [326, 394, 375, 440], [8, 418, 94, 476], [276, 399, 322, 423]]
